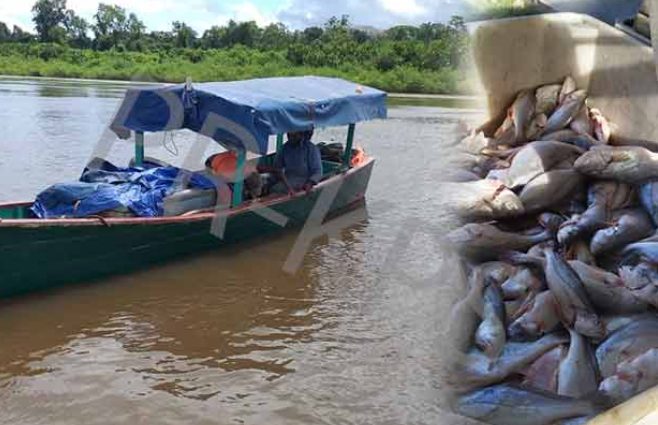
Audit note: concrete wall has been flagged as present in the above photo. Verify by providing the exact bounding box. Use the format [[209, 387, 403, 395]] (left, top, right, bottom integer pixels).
[[469, 12, 658, 146]]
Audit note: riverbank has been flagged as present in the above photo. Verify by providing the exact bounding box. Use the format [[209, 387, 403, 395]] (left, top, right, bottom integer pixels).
[[0, 45, 471, 95], [0, 74, 480, 98]]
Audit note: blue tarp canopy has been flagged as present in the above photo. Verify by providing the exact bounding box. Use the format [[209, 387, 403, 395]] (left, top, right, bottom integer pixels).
[[111, 76, 388, 154], [541, 0, 643, 25]]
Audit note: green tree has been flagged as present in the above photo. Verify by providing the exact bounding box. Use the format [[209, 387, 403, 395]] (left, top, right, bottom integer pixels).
[[64, 10, 90, 48], [32, 0, 68, 43], [258, 23, 289, 50], [126, 12, 146, 49], [148, 30, 175, 50], [11, 25, 34, 43], [0, 22, 10, 42], [225, 20, 261, 47], [301, 26, 323, 43], [92, 4, 145, 50], [201, 25, 226, 49], [93, 3, 125, 49], [350, 28, 371, 43], [384, 25, 418, 41], [172, 21, 197, 48]]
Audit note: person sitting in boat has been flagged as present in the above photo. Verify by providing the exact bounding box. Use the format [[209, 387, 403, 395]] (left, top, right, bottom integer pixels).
[[206, 151, 262, 201], [262, 129, 323, 195]]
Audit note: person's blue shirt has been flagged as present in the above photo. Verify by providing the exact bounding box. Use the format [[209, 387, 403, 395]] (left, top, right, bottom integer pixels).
[[274, 138, 323, 190]]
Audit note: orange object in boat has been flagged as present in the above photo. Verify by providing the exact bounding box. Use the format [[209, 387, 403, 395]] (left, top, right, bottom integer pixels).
[[350, 147, 366, 167], [209, 151, 256, 180]]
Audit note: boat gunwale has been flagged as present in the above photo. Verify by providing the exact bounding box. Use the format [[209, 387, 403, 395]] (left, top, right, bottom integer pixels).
[[0, 158, 374, 228]]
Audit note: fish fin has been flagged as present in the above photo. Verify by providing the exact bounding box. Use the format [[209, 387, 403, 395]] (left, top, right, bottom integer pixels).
[[581, 391, 616, 413], [511, 292, 538, 321]]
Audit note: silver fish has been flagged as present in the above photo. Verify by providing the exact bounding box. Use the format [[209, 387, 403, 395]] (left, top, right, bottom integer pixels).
[[519, 169, 584, 213], [457, 333, 569, 388], [459, 131, 495, 155], [508, 291, 561, 341], [447, 223, 550, 262], [590, 209, 654, 256], [526, 113, 548, 141], [512, 89, 536, 145], [486, 168, 509, 182], [557, 181, 635, 246], [449, 268, 486, 354], [494, 107, 514, 139], [505, 141, 583, 189], [596, 317, 658, 378], [590, 107, 611, 144], [619, 262, 658, 308], [560, 417, 595, 425], [539, 212, 566, 236], [574, 145, 658, 183], [541, 133, 598, 151], [539, 129, 578, 142], [558, 329, 600, 398], [558, 76, 577, 105], [536, 84, 562, 116], [569, 134, 602, 150], [570, 106, 593, 135], [501, 267, 544, 300], [481, 261, 517, 285], [543, 90, 587, 135], [569, 260, 649, 314], [620, 242, 658, 266], [639, 180, 658, 227], [599, 348, 658, 403], [456, 383, 597, 425], [601, 313, 655, 336], [544, 248, 604, 339], [521, 345, 565, 393], [446, 151, 489, 171], [505, 298, 527, 323], [475, 281, 507, 358], [443, 179, 525, 221], [496, 123, 517, 147], [566, 240, 596, 266]]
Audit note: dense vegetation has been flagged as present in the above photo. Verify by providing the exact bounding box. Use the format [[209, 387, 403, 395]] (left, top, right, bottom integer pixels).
[[0, 1, 470, 94]]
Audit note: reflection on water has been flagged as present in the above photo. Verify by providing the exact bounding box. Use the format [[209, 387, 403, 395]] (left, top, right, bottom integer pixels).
[[0, 77, 484, 425]]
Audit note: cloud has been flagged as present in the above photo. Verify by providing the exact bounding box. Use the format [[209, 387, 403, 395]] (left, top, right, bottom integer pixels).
[[378, 0, 427, 18], [277, 0, 465, 29], [229, 3, 276, 26], [0, 2, 33, 30], [65, 0, 278, 32], [5, 0, 466, 34]]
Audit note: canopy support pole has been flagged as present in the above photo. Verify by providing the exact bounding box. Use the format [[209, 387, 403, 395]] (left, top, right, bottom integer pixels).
[[276, 134, 284, 153], [343, 124, 356, 167], [232, 149, 246, 208], [135, 131, 144, 167]]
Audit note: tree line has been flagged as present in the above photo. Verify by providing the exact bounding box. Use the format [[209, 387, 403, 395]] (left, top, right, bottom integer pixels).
[[0, 0, 470, 94]]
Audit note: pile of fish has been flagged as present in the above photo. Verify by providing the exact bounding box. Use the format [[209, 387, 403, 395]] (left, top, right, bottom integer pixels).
[[444, 76, 658, 425]]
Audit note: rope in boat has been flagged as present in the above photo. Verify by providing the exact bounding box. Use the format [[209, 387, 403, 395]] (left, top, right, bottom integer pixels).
[[162, 132, 179, 156]]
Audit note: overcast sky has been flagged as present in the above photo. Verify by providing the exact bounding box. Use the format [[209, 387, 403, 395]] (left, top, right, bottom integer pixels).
[[0, 0, 467, 33]]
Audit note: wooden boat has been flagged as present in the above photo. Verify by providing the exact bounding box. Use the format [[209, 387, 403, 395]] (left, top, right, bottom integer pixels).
[[0, 76, 386, 298], [468, 11, 658, 425]]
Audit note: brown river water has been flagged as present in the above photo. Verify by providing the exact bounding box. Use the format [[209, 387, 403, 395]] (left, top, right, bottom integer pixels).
[[0, 77, 485, 425]]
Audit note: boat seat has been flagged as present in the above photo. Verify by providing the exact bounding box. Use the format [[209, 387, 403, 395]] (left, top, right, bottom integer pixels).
[[163, 188, 217, 216]]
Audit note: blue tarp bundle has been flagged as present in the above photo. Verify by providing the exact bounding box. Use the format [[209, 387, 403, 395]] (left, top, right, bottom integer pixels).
[[31, 160, 216, 218], [111, 76, 388, 154]]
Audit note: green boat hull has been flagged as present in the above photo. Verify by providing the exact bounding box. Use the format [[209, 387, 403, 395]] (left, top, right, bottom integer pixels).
[[0, 160, 374, 299]]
